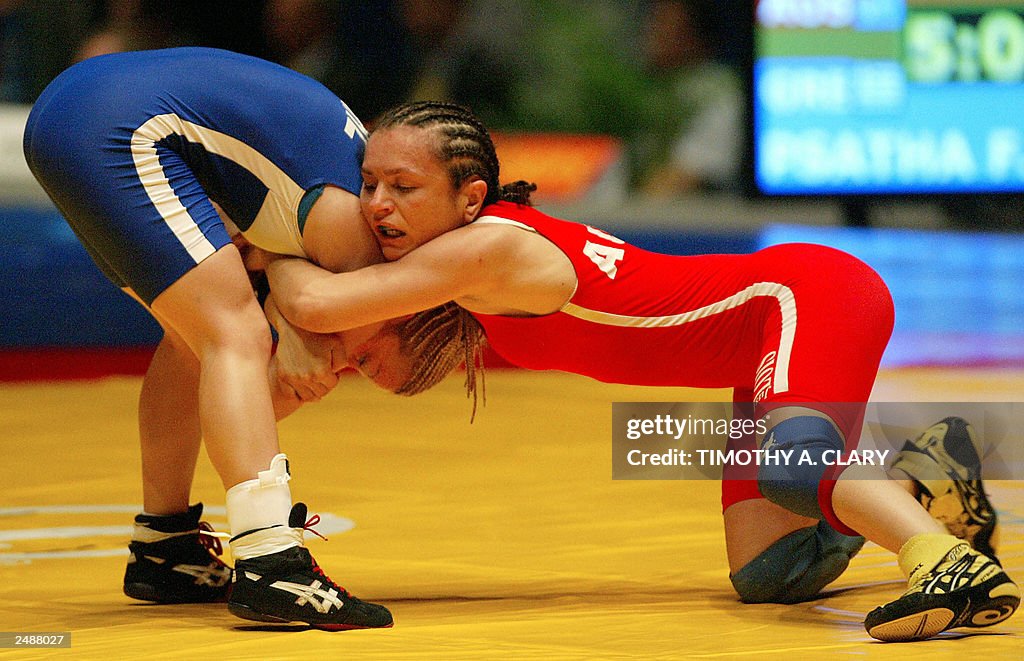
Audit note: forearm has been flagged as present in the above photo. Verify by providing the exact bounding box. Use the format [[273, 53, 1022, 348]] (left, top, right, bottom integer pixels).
[[270, 376, 304, 420], [263, 297, 304, 418], [263, 293, 299, 340], [267, 232, 479, 333], [266, 257, 351, 332], [266, 257, 423, 333]]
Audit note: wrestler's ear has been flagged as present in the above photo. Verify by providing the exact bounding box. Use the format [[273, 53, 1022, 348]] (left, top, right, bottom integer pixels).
[[459, 177, 488, 225]]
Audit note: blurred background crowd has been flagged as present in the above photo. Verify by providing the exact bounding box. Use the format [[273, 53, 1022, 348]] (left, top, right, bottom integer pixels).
[[0, 0, 749, 198], [1, 0, 1022, 371]]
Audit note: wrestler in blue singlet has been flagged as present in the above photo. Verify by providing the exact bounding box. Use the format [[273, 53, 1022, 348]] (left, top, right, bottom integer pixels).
[[23, 47, 367, 304]]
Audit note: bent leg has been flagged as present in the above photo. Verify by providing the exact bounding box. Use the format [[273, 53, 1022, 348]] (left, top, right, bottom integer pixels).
[[832, 468, 944, 554], [150, 244, 279, 490], [724, 499, 864, 604], [756, 410, 844, 520], [755, 406, 944, 551], [139, 328, 202, 515]]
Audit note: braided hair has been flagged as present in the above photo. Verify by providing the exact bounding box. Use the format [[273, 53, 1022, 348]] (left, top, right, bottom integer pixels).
[[374, 101, 537, 207], [392, 302, 487, 421], [371, 101, 537, 419]]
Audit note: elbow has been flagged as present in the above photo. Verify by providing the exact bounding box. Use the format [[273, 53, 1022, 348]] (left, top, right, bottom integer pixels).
[[283, 287, 337, 334]]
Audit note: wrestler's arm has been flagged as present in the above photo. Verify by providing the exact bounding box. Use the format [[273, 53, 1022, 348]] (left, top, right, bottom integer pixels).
[[267, 187, 382, 401], [267, 226, 497, 334]]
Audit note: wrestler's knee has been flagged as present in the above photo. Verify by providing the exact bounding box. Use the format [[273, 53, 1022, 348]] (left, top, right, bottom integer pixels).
[[757, 415, 844, 519], [730, 521, 865, 604]]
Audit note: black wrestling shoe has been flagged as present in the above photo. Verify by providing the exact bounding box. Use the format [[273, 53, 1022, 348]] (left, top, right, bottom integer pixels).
[[123, 503, 232, 603], [864, 542, 1019, 641], [227, 503, 393, 630], [891, 417, 999, 561]]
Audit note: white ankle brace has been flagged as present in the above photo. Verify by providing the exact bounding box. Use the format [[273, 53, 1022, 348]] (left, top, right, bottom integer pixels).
[[225, 453, 294, 542]]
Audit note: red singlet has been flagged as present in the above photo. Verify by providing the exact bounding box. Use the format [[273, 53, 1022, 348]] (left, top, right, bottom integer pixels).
[[470, 202, 894, 530]]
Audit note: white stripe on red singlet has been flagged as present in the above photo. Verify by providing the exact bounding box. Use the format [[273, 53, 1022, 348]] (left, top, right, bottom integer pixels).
[[561, 282, 796, 394]]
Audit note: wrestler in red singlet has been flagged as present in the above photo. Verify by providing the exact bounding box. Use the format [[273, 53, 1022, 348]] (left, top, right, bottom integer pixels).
[[470, 201, 894, 531]]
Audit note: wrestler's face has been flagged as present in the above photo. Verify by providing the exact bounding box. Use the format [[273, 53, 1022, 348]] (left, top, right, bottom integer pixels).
[[361, 125, 482, 260], [344, 321, 412, 393]]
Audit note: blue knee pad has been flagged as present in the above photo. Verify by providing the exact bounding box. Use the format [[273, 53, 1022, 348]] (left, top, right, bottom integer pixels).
[[757, 416, 844, 519], [730, 520, 865, 604]]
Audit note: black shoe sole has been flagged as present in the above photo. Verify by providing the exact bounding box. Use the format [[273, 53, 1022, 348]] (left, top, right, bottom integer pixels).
[[227, 601, 393, 630], [124, 582, 231, 604], [865, 574, 1021, 642]]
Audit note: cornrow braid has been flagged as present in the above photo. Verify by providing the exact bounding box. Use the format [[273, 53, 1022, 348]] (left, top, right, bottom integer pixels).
[[374, 101, 537, 207], [393, 302, 487, 421], [372, 102, 532, 416]]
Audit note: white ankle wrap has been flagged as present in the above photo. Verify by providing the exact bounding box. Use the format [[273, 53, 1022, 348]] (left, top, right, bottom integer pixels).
[[230, 525, 304, 561], [131, 525, 195, 544], [226, 454, 298, 559]]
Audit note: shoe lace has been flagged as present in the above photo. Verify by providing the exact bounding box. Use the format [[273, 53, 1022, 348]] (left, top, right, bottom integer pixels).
[[197, 521, 226, 557], [308, 554, 350, 596], [298, 513, 351, 596], [300, 513, 329, 542]]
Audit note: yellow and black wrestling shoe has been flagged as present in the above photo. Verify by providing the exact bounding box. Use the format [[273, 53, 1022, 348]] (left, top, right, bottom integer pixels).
[[891, 417, 999, 561], [865, 535, 1019, 642]]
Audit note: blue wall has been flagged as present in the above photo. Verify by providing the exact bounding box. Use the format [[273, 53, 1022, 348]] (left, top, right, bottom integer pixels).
[[1, 206, 160, 347], [761, 224, 1024, 366]]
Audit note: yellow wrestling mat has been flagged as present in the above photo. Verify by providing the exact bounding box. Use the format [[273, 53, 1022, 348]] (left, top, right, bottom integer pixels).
[[1, 368, 1021, 659]]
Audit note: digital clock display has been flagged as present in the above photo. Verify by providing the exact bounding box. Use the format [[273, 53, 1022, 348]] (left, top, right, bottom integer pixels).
[[905, 9, 1024, 83], [750, 0, 1024, 195]]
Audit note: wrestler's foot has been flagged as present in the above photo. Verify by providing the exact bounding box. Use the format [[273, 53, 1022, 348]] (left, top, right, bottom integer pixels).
[[865, 540, 1019, 641], [123, 503, 232, 603], [891, 417, 998, 561], [227, 503, 393, 630]]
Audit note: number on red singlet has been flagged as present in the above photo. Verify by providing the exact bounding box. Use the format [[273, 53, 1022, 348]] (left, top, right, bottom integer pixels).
[[582, 226, 625, 279]]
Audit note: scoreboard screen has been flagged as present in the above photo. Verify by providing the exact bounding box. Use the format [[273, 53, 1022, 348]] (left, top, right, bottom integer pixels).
[[749, 0, 1024, 195]]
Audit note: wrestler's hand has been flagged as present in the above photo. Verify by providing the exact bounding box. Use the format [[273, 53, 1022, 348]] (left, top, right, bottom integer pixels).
[[266, 295, 344, 402]]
